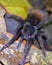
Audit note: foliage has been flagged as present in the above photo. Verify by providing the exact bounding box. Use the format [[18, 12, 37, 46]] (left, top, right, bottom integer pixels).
[[0, 0, 31, 19]]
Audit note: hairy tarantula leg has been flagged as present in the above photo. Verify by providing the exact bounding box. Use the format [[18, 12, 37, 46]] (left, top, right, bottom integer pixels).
[[37, 35, 46, 57], [39, 30, 52, 51], [19, 38, 32, 65], [0, 31, 21, 52], [43, 34, 52, 51], [39, 36, 46, 57], [7, 14, 24, 25], [17, 36, 24, 49], [42, 31, 50, 48]]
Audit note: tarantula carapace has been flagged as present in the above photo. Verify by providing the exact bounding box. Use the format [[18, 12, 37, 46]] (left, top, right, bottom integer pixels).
[[0, 10, 52, 65]]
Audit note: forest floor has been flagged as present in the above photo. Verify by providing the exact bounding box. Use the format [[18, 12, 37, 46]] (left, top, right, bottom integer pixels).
[[0, 33, 52, 65]]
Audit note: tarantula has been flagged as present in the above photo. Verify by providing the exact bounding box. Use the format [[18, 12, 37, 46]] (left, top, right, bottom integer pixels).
[[0, 9, 52, 65]]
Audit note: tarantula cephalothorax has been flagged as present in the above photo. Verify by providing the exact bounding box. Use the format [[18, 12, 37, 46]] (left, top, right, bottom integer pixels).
[[0, 10, 52, 65]]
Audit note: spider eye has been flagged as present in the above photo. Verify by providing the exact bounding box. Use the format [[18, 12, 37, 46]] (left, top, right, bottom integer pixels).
[[34, 19, 38, 25]]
